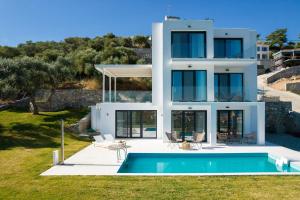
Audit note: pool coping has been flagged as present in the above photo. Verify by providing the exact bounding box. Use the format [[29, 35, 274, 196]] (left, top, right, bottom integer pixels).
[[41, 140, 300, 176]]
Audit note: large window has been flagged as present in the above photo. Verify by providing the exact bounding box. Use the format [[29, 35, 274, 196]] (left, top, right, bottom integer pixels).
[[214, 38, 243, 58], [116, 110, 157, 138], [172, 70, 207, 102], [214, 73, 243, 102], [171, 110, 207, 141], [217, 110, 243, 142], [171, 31, 206, 58]]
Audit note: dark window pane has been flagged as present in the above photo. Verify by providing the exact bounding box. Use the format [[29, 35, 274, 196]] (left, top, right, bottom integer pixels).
[[214, 74, 219, 101], [172, 71, 182, 101], [116, 111, 128, 137], [230, 110, 243, 136], [214, 39, 225, 58], [171, 32, 189, 58], [171, 111, 182, 133], [230, 74, 243, 101], [143, 111, 156, 138], [190, 33, 205, 58], [195, 71, 207, 101], [131, 111, 141, 137], [219, 74, 229, 101], [183, 71, 194, 101], [226, 39, 242, 58]]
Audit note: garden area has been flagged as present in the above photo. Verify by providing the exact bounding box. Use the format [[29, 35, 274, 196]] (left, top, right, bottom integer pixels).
[[1, 109, 300, 199]]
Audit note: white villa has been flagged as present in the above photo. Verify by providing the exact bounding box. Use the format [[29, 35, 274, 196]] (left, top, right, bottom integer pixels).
[[91, 16, 265, 146]]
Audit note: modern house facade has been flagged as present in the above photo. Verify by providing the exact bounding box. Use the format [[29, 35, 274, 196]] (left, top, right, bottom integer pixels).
[[91, 17, 265, 146]]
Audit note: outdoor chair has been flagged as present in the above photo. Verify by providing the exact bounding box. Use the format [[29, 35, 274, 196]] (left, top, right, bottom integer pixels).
[[217, 133, 228, 143], [172, 131, 183, 142], [192, 132, 205, 149], [165, 132, 178, 148]]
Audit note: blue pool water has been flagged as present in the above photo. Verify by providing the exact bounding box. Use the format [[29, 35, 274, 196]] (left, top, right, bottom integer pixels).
[[118, 153, 300, 173]]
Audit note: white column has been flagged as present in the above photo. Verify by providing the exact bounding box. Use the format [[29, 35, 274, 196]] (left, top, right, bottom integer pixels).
[[207, 66, 214, 101], [109, 76, 111, 102], [209, 103, 217, 146], [257, 102, 265, 145], [114, 77, 117, 102], [102, 71, 105, 102]]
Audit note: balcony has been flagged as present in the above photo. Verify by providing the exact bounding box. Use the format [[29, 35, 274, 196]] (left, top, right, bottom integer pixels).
[[95, 64, 152, 103]]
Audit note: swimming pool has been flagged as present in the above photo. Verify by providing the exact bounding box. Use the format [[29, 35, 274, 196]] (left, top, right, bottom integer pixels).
[[118, 153, 300, 174]]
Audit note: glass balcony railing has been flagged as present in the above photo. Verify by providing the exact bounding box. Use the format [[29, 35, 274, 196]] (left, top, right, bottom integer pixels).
[[104, 90, 152, 103]]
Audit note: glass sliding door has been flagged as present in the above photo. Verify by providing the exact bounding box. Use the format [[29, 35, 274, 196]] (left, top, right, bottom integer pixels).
[[171, 70, 207, 102], [195, 71, 207, 101], [116, 110, 157, 138], [214, 73, 243, 102], [171, 110, 207, 141], [217, 110, 243, 143], [131, 111, 142, 138], [142, 111, 157, 138], [116, 111, 129, 138], [171, 71, 182, 101], [171, 31, 206, 58], [183, 71, 194, 101]]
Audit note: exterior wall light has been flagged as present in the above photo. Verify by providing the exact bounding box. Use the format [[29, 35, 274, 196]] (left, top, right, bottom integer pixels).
[[226, 106, 230, 109], [187, 25, 191, 28], [188, 65, 192, 68], [225, 68, 229, 72]]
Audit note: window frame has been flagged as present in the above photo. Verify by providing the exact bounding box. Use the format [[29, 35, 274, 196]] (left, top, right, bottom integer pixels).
[[171, 31, 207, 58], [214, 38, 244, 58], [115, 110, 157, 139], [171, 110, 207, 142], [171, 70, 207, 102], [214, 73, 244, 102]]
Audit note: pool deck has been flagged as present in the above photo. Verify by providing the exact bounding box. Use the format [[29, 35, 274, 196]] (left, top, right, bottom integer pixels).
[[41, 139, 300, 176]]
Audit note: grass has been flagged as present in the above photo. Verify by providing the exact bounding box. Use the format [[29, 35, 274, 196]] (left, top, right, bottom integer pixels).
[[1, 109, 300, 199]]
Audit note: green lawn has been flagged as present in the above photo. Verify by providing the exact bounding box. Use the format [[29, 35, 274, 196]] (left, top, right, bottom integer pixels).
[[1, 109, 300, 200]]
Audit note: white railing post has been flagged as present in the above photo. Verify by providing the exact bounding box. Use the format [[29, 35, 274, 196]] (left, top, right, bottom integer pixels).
[[109, 76, 111, 102], [114, 77, 117, 102], [61, 119, 65, 164], [102, 71, 105, 102]]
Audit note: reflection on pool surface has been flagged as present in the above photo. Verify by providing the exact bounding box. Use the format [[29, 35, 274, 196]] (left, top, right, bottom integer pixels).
[[118, 153, 300, 174]]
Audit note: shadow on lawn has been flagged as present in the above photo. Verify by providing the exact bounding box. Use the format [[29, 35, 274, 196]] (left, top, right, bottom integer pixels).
[[0, 122, 60, 150]]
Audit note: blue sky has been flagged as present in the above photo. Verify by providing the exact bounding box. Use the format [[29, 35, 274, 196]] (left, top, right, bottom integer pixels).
[[0, 0, 299, 46]]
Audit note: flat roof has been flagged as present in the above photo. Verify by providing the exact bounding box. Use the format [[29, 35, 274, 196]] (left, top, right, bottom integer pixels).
[[95, 64, 152, 77]]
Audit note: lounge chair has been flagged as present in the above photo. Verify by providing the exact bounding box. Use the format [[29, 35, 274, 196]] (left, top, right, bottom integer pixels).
[[192, 132, 205, 149], [93, 135, 105, 147]]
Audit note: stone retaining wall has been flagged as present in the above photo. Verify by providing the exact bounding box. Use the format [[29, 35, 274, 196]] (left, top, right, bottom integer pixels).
[[0, 98, 30, 111], [35, 89, 101, 111], [286, 82, 300, 94], [266, 66, 300, 84], [265, 101, 293, 133]]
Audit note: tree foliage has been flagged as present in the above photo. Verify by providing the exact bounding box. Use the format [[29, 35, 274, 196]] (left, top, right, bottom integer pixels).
[[266, 29, 287, 50], [0, 34, 151, 106]]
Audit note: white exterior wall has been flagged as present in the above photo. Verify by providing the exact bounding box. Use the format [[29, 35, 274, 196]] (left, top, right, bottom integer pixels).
[[92, 18, 265, 145]]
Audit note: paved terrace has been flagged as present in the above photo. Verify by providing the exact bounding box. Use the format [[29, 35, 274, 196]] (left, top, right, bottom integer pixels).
[[41, 139, 300, 176]]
